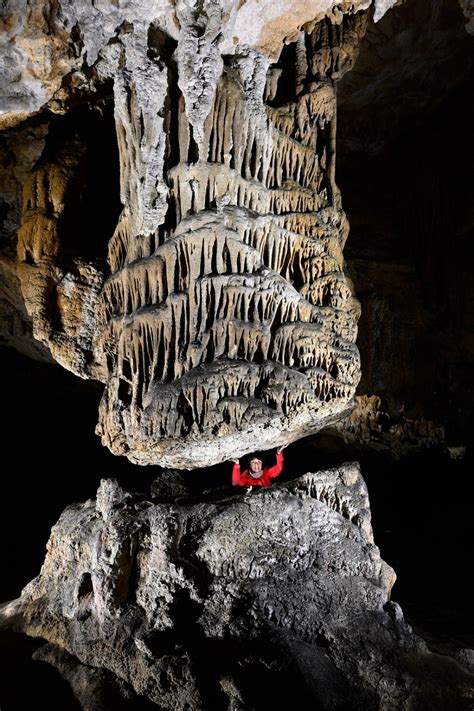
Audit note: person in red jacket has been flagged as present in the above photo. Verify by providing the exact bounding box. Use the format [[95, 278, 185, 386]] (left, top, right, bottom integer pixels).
[[231, 445, 287, 489]]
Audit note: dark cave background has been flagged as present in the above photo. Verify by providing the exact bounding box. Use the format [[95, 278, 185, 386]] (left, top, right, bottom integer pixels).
[[1, 0, 474, 707]]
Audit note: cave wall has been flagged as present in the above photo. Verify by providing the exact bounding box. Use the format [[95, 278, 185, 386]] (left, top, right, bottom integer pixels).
[[336, 0, 474, 449]]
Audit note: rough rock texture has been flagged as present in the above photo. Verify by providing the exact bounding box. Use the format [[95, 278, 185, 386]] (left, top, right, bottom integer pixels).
[[337, 0, 474, 156], [0, 98, 121, 371], [95, 15, 366, 467], [460, 0, 474, 34], [0, 0, 398, 123], [32, 643, 153, 711], [0, 117, 54, 361], [335, 394, 447, 456], [0, 1, 404, 467], [15, 137, 106, 377], [2, 466, 472, 709]]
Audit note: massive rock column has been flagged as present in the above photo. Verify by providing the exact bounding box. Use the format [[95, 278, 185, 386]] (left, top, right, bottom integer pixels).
[[0, 1, 398, 466], [95, 13, 366, 467]]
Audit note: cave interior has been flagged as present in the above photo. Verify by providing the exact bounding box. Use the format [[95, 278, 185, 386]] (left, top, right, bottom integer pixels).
[[0, 0, 473, 708]]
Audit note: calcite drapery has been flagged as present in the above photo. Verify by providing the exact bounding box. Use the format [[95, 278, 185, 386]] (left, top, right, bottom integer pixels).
[[95, 14, 365, 467], [0, 1, 398, 467], [15, 138, 106, 377]]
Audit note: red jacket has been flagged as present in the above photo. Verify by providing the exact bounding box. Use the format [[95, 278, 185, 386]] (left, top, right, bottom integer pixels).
[[232, 452, 284, 487]]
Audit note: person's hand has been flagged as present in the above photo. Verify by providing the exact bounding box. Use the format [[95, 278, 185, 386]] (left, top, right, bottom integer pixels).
[[277, 444, 288, 453], [231, 458, 239, 464]]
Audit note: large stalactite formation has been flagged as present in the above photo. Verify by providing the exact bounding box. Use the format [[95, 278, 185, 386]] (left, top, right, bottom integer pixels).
[[1, 2, 474, 708], [96, 16, 365, 466], [0, 1, 375, 468]]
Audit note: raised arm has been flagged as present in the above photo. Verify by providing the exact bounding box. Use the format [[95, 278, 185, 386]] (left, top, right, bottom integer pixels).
[[231, 459, 243, 486], [266, 446, 286, 480]]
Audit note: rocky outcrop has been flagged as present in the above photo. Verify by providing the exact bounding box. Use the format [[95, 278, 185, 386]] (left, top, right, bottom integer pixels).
[[2, 464, 472, 709], [15, 136, 106, 377], [334, 394, 447, 456], [460, 0, 474, 34], [337, 0, 474, 156]]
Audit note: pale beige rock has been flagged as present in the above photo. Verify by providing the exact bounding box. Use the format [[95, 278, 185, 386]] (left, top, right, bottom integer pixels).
[[334, 394, 447, 455], [15, 142, 105, 378]]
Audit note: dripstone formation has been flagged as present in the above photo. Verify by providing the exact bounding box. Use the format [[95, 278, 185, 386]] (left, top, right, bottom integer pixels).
[[96, 16, 364, 467], [2, 2, 473, 709], [0, 0, 376, 467]]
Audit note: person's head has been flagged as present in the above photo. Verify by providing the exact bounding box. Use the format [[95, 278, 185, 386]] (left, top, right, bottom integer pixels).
[[249, 456, 263, 473]]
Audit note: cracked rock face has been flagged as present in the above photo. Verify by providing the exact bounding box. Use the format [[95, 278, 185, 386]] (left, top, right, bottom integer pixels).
[[0, 2, 394, 467], [3, 465, 472, 709]]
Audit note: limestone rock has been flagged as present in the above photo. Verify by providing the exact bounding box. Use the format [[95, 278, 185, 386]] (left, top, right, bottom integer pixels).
[[32, 643, 152, 711], [15, 136, 106, 378], [2, 463, 473, 709], [94, 13, 366, 467], [337, 0, 474, 156], [0, 0, 397, 126], [460, 0, 474, 34], [335, 0, 474, 448], [335, 394, 447, 455], [0, 119, 54, 359], [0, 1, 405, 466]]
